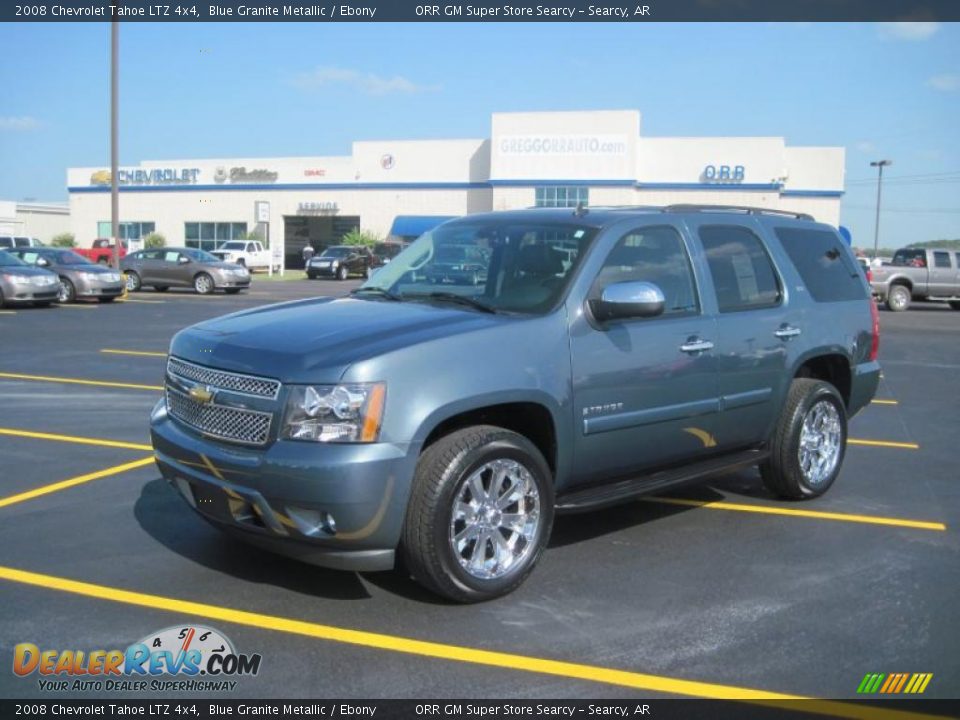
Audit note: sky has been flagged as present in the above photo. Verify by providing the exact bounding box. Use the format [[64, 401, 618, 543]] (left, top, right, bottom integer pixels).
[[0, 21, 958, 248]]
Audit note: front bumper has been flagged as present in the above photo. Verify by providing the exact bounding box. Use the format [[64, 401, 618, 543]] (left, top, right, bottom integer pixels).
[[1, 281, 59, 303], [213, 275, 250, 289], [76, 278, 124, 298], [150, 398, 416, 572], [307, 263, 339, 277]]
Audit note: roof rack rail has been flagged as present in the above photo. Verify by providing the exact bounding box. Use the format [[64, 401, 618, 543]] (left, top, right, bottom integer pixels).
[[662, 204, 815, 221]]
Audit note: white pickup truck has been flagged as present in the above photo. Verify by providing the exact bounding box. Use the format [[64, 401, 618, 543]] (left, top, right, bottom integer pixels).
[[210, 240, 274, 271]]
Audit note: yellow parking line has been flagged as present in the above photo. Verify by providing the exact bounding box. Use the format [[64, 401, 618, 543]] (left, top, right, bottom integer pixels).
[[0, 457, 154, 509], [0, 427, 152, 452], [0, 566, 947, 720], [643, 497, 945, 531], [0, 310, 16, 315], [0, 372, 162, 392], [848, 438, 919, 450], [870, 399, 898, 405], [116, 298, 165, 304], [56, 304, 97, 310], [101, 349, 167, 358]]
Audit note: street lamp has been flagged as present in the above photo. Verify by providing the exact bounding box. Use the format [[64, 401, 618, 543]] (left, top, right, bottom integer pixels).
[[110, 19, 120, 270], [870, 159, 892, 260]]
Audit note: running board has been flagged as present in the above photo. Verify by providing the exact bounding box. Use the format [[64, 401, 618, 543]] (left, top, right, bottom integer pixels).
[[555, 448, 769, 514]]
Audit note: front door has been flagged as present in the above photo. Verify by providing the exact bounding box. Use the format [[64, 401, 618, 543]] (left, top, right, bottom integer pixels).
[[569, 221, 720, 485]]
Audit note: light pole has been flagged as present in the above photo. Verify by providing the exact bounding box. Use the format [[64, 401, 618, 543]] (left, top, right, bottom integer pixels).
[[870, 159, 891, 260], [110, 18, 120, 270]]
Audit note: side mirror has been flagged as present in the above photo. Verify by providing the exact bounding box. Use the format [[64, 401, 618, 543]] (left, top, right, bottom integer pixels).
[[37, 258, 50, 267], [178, 256, 191, 264], [591, 281, 665, 322]]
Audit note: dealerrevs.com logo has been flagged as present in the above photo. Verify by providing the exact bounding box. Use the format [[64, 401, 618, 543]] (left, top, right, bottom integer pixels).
[[13, 625, 262, 693]]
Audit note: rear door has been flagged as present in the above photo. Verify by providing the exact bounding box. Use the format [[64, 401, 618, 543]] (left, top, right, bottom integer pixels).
[[133, 249, 164, 283], [683, 218, 796, 450], [568, 219, 720, 484], [929, 251, 955, 296]]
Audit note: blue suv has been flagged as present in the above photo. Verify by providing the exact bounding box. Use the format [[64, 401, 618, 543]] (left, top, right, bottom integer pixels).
[[151, 205, 881, 602]]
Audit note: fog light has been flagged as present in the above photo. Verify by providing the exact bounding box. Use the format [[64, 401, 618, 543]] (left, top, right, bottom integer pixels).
[[285, 507, 337, 537]]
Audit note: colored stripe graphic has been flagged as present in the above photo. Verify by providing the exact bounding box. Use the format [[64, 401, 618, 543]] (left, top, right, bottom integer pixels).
[[858, 673, 932, 694]]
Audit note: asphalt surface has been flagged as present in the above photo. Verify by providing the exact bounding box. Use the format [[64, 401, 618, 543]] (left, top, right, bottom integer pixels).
[[0, 281, 957, 703]]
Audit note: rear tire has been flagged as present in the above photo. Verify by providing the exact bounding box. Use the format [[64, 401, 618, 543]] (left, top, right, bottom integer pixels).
[[97, 257, 109, 265], [194, 273, 214, 295], [761, 379, 847, 500], [886, 284, 911, 312], [402, 426, 554, 603], [306, 272, 316, 280], [125, 271, 141, 292]]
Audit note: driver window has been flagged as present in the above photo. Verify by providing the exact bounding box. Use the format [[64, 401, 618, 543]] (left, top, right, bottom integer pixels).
[[590, 225, 699, 316]]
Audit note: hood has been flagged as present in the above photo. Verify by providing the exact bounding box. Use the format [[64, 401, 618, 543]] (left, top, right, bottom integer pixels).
[[60, 264, 118, 275], [170, 296, 511, 383], [201, 261, 244, 271], [0, 265, 56, 279]]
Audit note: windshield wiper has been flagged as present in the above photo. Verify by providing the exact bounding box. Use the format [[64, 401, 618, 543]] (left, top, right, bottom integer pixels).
[[349, 287, 402, 301], [408, 292, 498, 314]]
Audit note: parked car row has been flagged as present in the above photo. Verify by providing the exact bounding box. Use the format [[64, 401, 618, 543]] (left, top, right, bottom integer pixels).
[[0, 236, 44, 250], [0, 248, 122, 307], [305, 242, 410, 280]]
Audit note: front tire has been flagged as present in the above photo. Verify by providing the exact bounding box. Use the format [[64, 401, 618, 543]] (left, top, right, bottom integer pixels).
[[336, 265, 348, 281], [58, 277, 76, 304], [761, 379, 847, 500], [886, 285, 911, 312], [194, 273, 214, 295], [402, 426, 554, 603], [949, 301, 960, 311]]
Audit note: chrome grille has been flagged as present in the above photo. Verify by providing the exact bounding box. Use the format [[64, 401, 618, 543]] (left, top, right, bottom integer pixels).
[[166, 387, 272, 446], [167, 356, 280, 399]]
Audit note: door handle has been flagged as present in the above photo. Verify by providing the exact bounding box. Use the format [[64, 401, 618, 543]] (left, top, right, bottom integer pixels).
[[774, 326, 802, 340], [679, 338, 714, 354]]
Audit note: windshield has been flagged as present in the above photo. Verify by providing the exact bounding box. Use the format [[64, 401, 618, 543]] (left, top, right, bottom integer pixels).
[[359, 220, 597, 314], [321, 247, 352, 258], [53, 251, 93, 265], [218, 241, 245, 250], [0, 250, 26, 267], [374, 242, 404, 259], [891, 249, 926, 267], [183, 249, 220, 263]]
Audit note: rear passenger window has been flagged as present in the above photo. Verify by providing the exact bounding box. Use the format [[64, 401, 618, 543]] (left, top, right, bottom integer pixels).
[[934, 251, 951, 269], [590, 225, 699, 316], [699, 225, 781, 312], [775, 227, 867, 303]]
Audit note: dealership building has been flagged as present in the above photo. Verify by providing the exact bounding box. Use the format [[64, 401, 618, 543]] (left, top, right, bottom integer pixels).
[[67, 110, 845, 268]]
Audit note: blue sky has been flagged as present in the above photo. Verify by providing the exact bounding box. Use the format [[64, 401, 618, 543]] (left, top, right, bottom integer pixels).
[[1, 21, 957, 247]]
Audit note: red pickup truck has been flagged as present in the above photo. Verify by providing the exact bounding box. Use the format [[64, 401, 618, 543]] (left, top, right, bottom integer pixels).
[[75, 239, 128, 265]]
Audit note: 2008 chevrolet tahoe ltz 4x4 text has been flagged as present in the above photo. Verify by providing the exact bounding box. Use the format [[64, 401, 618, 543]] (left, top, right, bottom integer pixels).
[[151, 205, 880, 602]]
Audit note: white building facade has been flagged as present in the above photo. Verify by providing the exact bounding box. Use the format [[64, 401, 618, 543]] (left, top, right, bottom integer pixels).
[[0, 201, 70, 242], [66, 110, 844, 268]]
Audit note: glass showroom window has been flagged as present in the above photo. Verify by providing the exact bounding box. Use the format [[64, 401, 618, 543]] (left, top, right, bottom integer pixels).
[[96, 221, 156, 240], [184, 222, 248, 251], [535, 186, 589, 208]]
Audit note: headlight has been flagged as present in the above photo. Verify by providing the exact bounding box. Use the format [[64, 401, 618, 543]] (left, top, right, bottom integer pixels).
[[29, 275, 56, 286], [331, 260, 339, 268], [77, 271, 102, 282], [281, 383, 385, 443]]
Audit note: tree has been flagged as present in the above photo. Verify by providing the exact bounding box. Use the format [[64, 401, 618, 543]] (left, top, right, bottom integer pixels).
[[50, 233, 75, 247], [144, 232, 166, 248], [341, 228, 380, 246]]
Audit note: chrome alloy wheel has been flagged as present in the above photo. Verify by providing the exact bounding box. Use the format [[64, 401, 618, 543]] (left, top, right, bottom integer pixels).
[[195, 274, 214, 294], [798, 399, 842, 485], [449, 459, 541, 580], [57, 281, 71, 303]]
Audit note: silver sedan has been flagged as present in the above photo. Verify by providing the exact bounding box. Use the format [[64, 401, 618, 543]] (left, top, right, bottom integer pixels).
[[0, 250, 60, 307]]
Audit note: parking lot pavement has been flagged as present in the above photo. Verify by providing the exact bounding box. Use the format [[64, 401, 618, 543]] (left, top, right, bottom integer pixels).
[[0, 292, 957, 704]]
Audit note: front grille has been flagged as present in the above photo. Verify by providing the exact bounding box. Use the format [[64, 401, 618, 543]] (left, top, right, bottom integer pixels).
[[167, 356, 280, 399], [166, 387, 272, 446]]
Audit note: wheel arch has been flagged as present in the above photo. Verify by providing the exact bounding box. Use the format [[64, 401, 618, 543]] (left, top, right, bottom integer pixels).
[[791, 351, 852, 408]]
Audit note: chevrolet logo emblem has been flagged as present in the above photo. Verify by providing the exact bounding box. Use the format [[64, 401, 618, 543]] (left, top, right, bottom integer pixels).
[[189, 385, 215, 404]]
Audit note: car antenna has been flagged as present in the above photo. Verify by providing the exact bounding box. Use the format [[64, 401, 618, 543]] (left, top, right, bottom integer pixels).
[[573, 202, 588, 217]]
